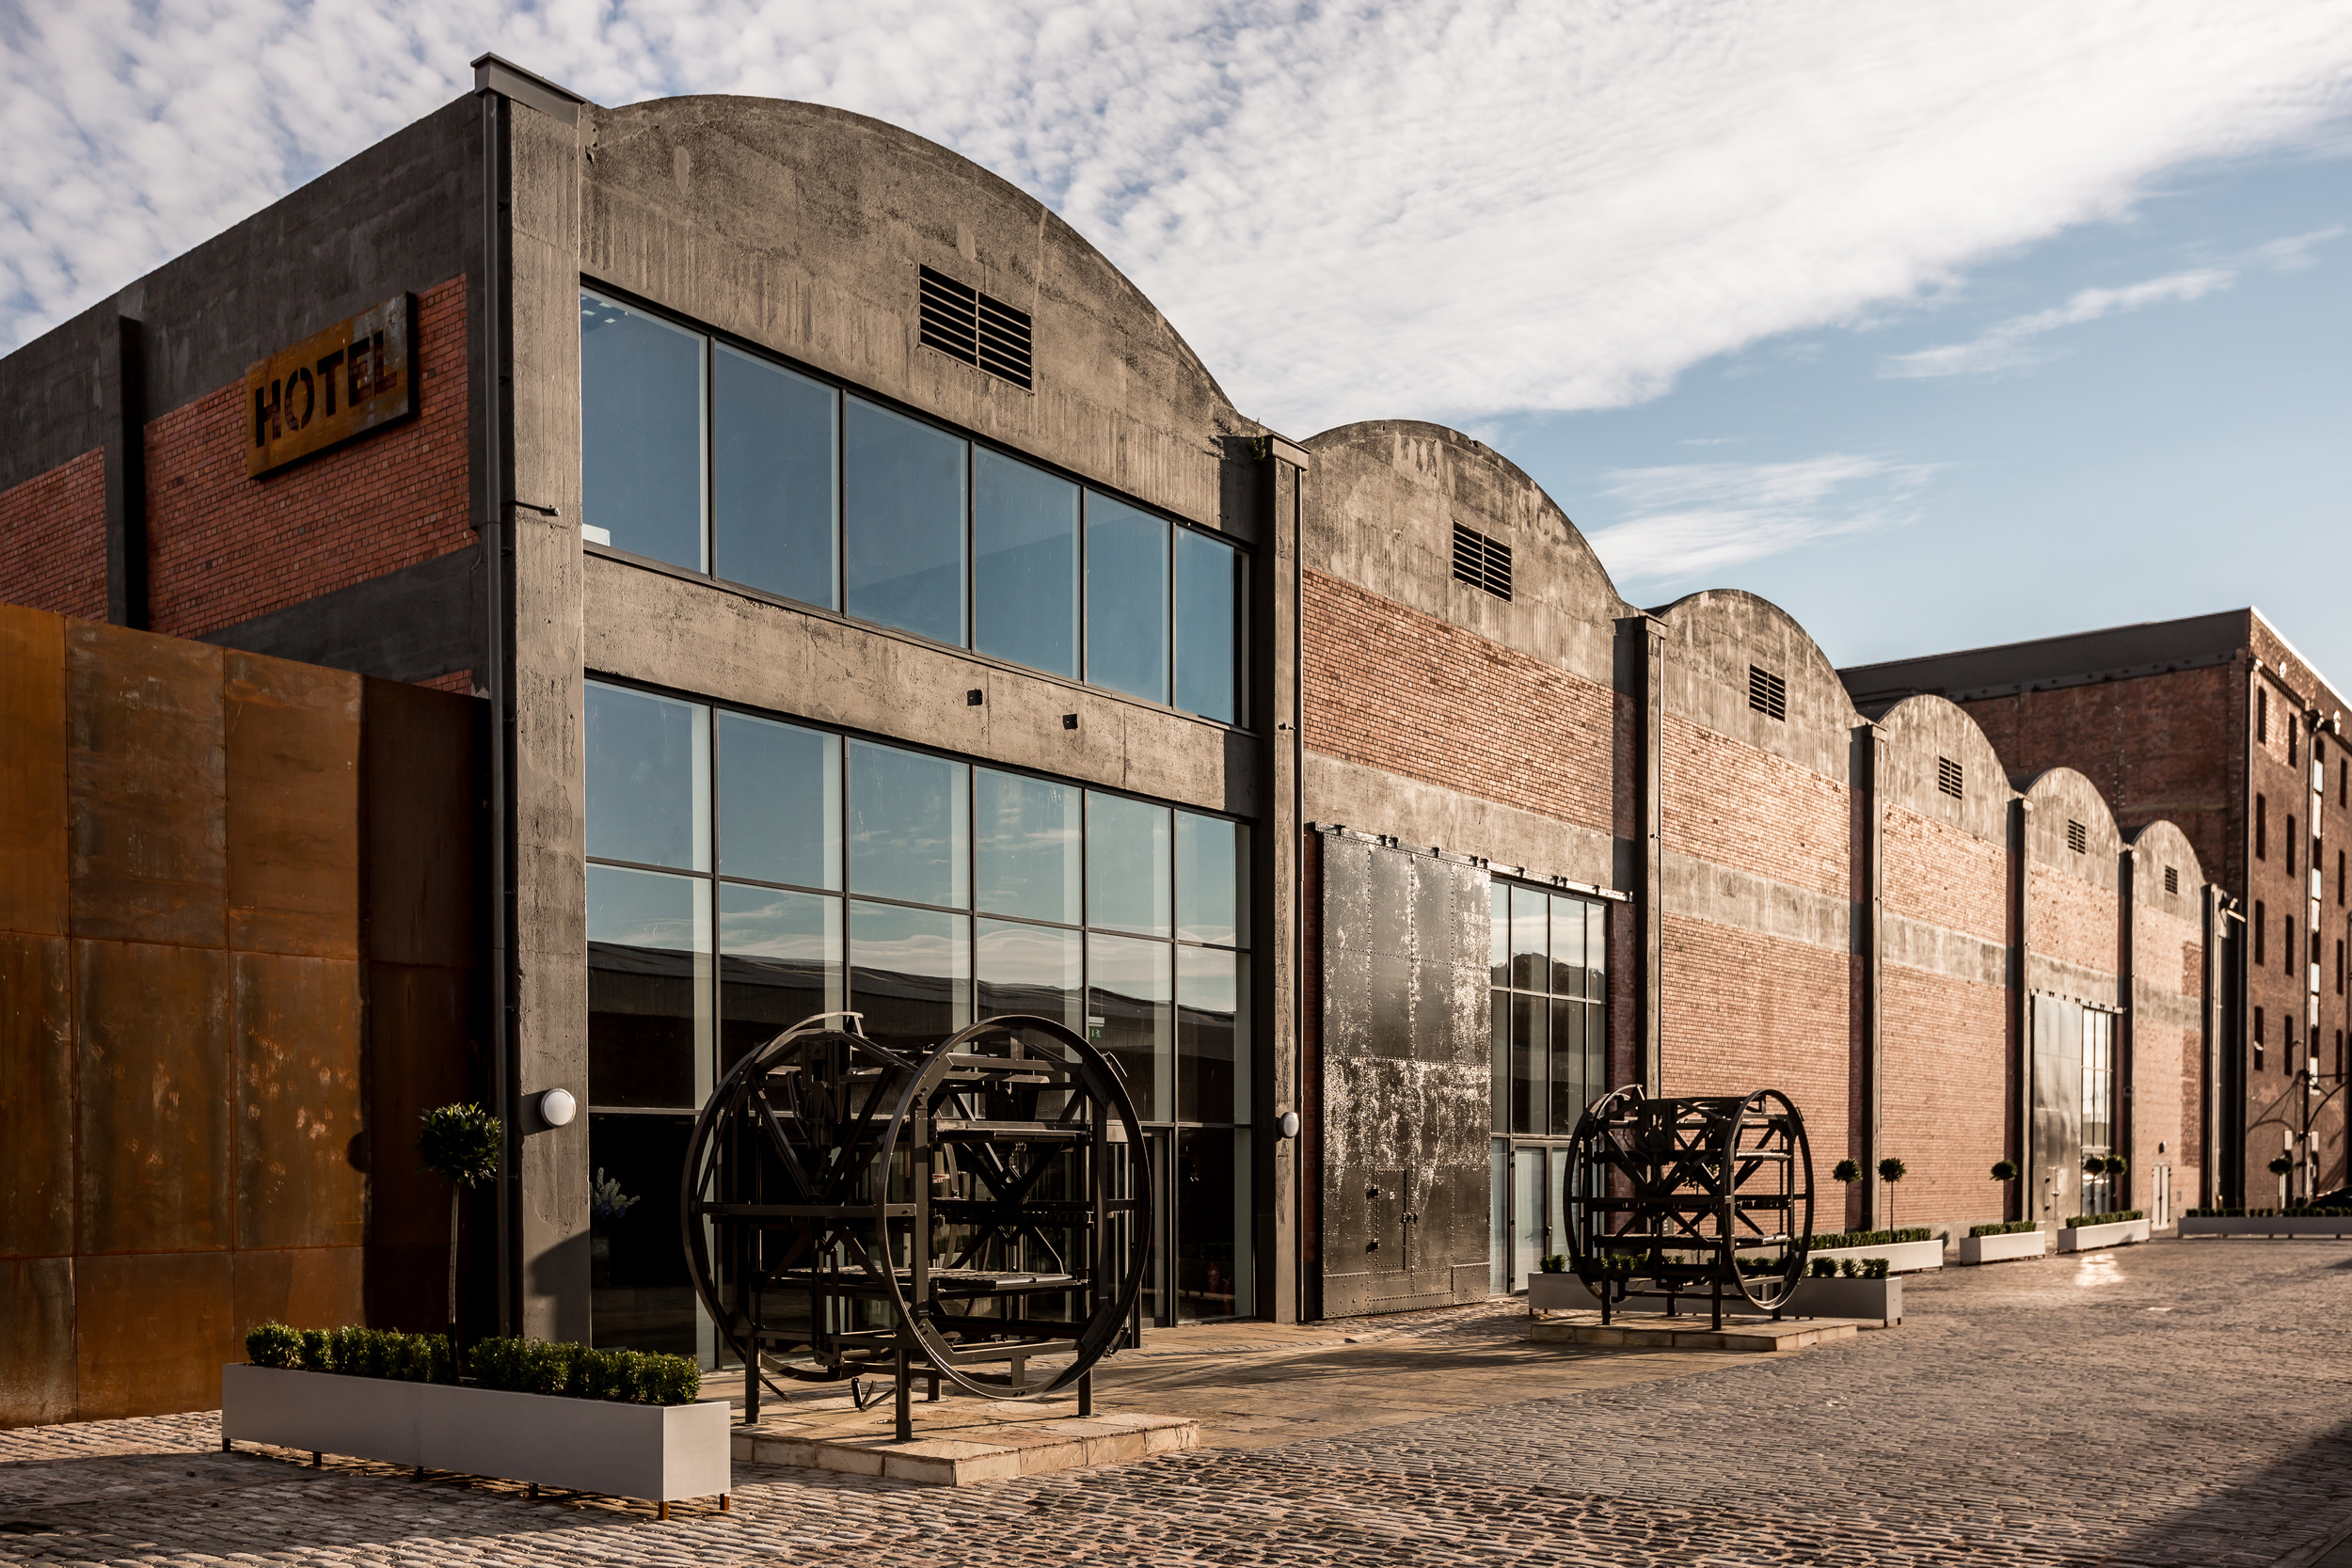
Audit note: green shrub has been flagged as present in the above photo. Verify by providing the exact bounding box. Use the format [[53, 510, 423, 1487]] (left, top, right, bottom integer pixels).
[[246, 1323, 300, 1369], [2104, 1154, 2128, 1177], [1809, 1258, 1836, 1277], [1990, 1159, 2019, 1182], [2188, 1206, 2352, 1219], [296, 1328, 335, 1372], [466, 1338, 700, 1406], [1538, 1254, 1566, 1274], [1832, 1158, 1860, 1184], [1967, 1220, 2041, 1238], [1837, 1258, 1857, 1278], [1807, 1227, 1931, 1250], [2063, 1209, 2145, 1229], [1861, 1258, 1891, 1279]]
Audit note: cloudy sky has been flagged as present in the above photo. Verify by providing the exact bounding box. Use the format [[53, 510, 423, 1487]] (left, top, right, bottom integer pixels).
[[6, 2, 2350, 673]]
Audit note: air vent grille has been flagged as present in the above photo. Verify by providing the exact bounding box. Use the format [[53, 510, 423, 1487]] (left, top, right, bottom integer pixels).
[[1936, 756, 1963, 799], [2067, 819, 2088, 854], [1451, 524, 1512, 600], [918, 265, 1033, 389], [1748, 665, 1788, 722], [2164, 865, 2179, 895]]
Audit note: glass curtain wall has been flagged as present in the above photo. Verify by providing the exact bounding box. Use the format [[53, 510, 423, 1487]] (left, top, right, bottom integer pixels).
[[580, 288, 1244, 724], [1486, 880, 1611, 1292], [584, 679, 1257, 1356], [2081, 1009, 2116, 1214]]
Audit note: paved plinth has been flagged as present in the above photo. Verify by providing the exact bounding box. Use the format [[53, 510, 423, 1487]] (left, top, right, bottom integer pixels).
[[731, 1392, 1197, 1483], [1529, 1310, 1861, 1353]]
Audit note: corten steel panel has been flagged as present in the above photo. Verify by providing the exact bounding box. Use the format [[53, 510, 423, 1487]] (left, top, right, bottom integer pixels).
[[76, 939, 231, 1255], [0, 934, 74, 1259], [362, 960, 477, 1330], [234, 952, 366, 1251], [67, 623, 227, 947], [0, 603, 68, 937], [73, 1249, 238, 1419], [1318, 837, 1494, 1319], [361, 678, 481, 971], [224, 652, 361, 958], [233, 1245, 366, 1337], [0, 1256, 76, 1427]]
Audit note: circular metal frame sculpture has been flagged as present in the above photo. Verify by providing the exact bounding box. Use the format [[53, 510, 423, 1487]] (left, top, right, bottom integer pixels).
[[683, 1011, 1152, 1437], [1564, 1085, 1813, 1328]]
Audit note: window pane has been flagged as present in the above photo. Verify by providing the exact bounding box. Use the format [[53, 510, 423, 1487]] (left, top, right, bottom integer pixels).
[[718, 713, 838, 890], [580, 292, 705, 570], [973, 450, 1078, 678], [1586, 1001, 1608, 1102], [713, 346, 837, 608], [1549, 998, 1583, 1134], [1549, 895, 1587, 996], [720, 882, 842, 1074], [587, 863, 711, 1109], [850, 900, 969, 1054], [977, 918, 1083, 1031], [1088, 794, 1171, 937], [1084, 493, 1168, 704], [1179, 946, 1245, 1124], [1491, 992, 1509, 1133], [1510, 991, 1545, 1135], [1512, 1147, 1544, 1288], [1176, 1126, 1240, 1320], [1088, 933, 1170, 1121], [1509, 887, 1547, 991], [1585, 902, 1608, 1001], [1489, 883, 1509, 987], [586, 683, 709, 871], [976, 769, 1080, 924], [848, 741, 969, 908], [844, 397, 966, 645], [1489, 1140, 1509, 1293], [589, 1112, 696, 1356], [1174, 528, 1240, 723], [1176, 813, 1246, 947]]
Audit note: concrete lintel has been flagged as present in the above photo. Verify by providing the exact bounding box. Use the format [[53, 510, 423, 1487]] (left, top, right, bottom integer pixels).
[[473, 55, 590, 125]]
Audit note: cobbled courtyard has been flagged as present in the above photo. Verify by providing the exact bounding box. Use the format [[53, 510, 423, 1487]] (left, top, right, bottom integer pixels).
[[5, 1239, 2352, 1566]]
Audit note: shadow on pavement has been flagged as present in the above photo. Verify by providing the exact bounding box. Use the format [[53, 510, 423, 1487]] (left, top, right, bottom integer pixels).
[[2102, 1416, 2352, 1566]]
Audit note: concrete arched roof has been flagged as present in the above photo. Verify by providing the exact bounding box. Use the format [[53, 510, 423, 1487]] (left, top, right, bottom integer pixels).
[[2127, 819, 2208, 900], [2019, 766, 2125, 890], [1872, 692, 2014, 845], [1650, 588, 1864, 780]]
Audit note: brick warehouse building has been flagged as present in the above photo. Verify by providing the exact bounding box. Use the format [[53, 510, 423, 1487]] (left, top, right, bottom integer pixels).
[[0, 55, 2231, 1422]]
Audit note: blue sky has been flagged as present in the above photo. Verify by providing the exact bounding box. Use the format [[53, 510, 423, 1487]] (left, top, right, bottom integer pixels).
[[5, 4, 2350, 677], [1506, 140, 2352, 674]]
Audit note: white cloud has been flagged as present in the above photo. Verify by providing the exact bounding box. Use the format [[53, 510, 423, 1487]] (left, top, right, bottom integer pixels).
[[1586, 455, 1945, 588], [4, 3, 2352, 434], [1883, 227, 2344, 377]]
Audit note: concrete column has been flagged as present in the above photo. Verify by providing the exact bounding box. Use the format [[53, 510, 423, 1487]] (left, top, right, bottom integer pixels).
[[2011, 797, 2031, 1225], [498, 82, 590, 1342], [1857, 723, 1883, 1230], [1619, 614, 1666, 1096], [1255, 437, 1306, 1323]]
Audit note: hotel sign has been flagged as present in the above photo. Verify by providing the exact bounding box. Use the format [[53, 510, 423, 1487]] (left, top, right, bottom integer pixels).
[[245, 293, 414, 477]]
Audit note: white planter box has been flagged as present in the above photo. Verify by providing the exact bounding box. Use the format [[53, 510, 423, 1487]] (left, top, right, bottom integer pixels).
[[1957, 1228, 2049, 1264], [2056, 1218, 2151, 1252], [1524, 1271, 1898, 1324], [2179, 1215, 2352, 1238], [1806, 1239, 1945, 1274], [220, 1365, 731, 1503]]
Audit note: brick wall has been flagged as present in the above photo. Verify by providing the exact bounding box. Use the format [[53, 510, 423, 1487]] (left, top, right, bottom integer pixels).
[[2131, 891, 2203, 1205], [0, 450, 106, 622], [1301, 568, 1614, 833], [2031, 863, 2121, 981], [143, 277, 469, 640], [1882, 966, 2009, 1231], [1883, 806, 2007, 940], [1661, 714, 1849, 900]]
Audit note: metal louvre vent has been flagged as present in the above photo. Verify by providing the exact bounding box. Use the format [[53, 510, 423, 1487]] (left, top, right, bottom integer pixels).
[[1936, 756, 1963, 799], [1747, 665, 1787, 722], [918, 265, 1033, 389], [2165, 865, 2179, 895], [2067, 819, 2088, 854], [1451, 524, 1512, 600]]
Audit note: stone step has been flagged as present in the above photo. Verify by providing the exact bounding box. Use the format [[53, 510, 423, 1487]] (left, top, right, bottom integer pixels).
[[734, 1409, 1198, 1485]]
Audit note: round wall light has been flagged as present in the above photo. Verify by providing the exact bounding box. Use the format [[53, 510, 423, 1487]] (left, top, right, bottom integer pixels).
[[1277, 1110, 1301, 1140], [538, 1087, 578, 1128]]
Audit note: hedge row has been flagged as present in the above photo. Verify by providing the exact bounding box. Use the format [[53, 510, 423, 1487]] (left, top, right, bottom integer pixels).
[[2063, 1209, 2145, 1229], [1968, 1220, 2041, 1238], [1807, 1227, 1932, 1250], [244, 1325, 700, 1407], [2185, 1206, 2352, 1218]]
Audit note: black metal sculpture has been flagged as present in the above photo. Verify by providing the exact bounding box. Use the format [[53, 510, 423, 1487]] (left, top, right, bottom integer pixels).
[[682, 1012, 1152, 1440], [1564, 1086, 1813, 1329]]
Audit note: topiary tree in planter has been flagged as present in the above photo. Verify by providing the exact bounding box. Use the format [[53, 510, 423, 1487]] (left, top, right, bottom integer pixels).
[[1877, 1157, 1908, 1229], [419, 1102, 502, 1341]]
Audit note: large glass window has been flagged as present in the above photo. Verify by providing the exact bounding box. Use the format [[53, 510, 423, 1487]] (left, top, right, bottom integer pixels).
[[974, 450, 1079, 679], [844, 397, 966, 646], [580, 290, 1246, 721], [1490, 879, 1613, 1291], [713, 346, 837, 610], [584, 681, 1260, 1348], [580, 292, 705, 568], [1086, 494, 1170, 705]]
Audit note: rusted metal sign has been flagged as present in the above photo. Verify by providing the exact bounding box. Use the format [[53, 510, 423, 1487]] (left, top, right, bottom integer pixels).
[[245, 293, 414, 477]]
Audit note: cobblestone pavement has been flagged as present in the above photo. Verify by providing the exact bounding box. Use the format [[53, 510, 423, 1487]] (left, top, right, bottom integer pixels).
[[7, 1240, 2352, 1566]]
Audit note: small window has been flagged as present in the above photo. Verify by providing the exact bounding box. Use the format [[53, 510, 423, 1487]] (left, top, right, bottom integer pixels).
[[2164, 865, 2178, 895], [1450, 524, 1512, 600], [2291, 718, 2300, 767], [918, 265, 1033, 389], [2339, 759, 2346, 808], [2288, 816, 2298, 876], [2258, 687, 2269, 743], [2256, 1006, 2265, 1044], [2066, 819, 2088, 854], [2285, 916, 2295, 975], [1936, 756, 1963, 799], [2338, 848, 2345, 907], [2256, 902, 2266, 964], [1748, 665, 1788, 722], [2257, 794, 2267, 860]]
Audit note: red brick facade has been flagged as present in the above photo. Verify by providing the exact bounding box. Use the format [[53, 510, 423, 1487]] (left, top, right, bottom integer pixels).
[[142, 277, 470, 641], [0, 450, 107, 623]]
